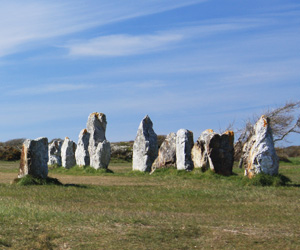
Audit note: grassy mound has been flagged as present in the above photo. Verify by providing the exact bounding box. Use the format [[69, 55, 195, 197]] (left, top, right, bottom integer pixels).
[[243, 173, 291, 187], [12, 175, 62, 186]]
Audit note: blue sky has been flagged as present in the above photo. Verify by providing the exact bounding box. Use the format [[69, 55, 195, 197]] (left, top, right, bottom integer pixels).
[[0, 0, 299, 145]]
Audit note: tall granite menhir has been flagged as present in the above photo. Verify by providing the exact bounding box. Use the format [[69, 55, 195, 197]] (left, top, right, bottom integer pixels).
[[75, 112, 111, 169], [75, 129, 90, 166], [19, 137, 48, 179], [176, 129, 194, 171], [132, 115, 158, 172], [61, 137, 77, 169], [241, 115, 279, 178]]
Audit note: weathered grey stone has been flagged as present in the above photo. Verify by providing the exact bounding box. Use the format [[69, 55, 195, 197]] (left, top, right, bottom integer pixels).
[[192, 129, 234, 176], [48, 140, 62, 166], [176, 129, 194, 171], [191, 129, 214, 170], [91, 140, 111, 169], [86, 112, 109, 168], [132, 115, 158, 172], [151, 132, 176, 173], [61, 137, 77, 169], [75, 129, 90, 166], [242, 115, 279, 178], [19, 137, 48, 179], [207, 131, 234, 176]]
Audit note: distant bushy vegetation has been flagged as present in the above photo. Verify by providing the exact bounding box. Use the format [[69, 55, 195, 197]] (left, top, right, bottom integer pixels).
[[0, 138, 25, 161]]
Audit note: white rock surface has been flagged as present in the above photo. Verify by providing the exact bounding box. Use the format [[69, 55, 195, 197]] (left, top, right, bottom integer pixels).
[[91, 140, 111, 169], [75, 129, 90, 166], [151, 132, 176, 172], [191, 129, 214, 170], [86, 112, 110, 168], [61, 137, 77, 169], [48, 140, 63, 166], [243, 115, 279, 178], [176, 129, 194, 171], [132, 115, 158, 172], [19, 137, 49, 178]]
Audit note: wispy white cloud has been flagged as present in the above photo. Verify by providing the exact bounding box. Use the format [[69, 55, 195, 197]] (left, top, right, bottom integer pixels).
[[68, 33, 183, 56], [7, 83, 94, 96], [66, 18, 261, 57], [0, 0, 207, 58]]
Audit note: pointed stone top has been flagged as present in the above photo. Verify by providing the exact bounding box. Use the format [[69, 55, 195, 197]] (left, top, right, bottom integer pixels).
[[254, 115, 271, 136], [139, 115, 153, 129]]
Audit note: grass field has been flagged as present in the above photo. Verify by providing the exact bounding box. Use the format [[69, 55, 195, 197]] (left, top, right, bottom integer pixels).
[[0, 159, 299, 249]]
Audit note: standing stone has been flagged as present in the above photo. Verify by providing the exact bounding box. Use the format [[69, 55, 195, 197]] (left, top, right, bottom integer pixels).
[[132, 115, 158, 172], [191, 129, 214, 171], [61, 137, 77, 169], [151, 132, 176, 173], [192, 129, 234, 176], [75, 129, 90, 166], [19, 137, 48, 179], [48, 139, 63, 166], [207, 131, 234, 176], [92, 140, 111, 169], [176, 129, 194, 171], [87, 112, 110, 169], [242, 115, 279, 178]]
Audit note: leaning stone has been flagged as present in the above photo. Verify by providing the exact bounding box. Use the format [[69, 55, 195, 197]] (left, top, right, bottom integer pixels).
[[61, 137, 77, 169], [242, 115, 279, 178], [19, 137, 48, 179], [176, 129, 194, 171], [87, 112, 108, 168], [48, 140, 63, 166], [75, 129, 90, 166], [151, 132, 176, 173], [132, 115, 158, 172], [191, 129, 214, 170], [91, 140, 111, 169]]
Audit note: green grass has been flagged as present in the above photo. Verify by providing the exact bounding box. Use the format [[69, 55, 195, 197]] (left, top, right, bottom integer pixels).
[[49, 165, 114, 176], [0, 159, 299, 249]]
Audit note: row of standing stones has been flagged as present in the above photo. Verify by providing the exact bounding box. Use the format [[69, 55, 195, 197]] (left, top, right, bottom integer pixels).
[[133, 115, 279, 178], [18, 113, 279, 180], [18, 112, 110, 179]]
